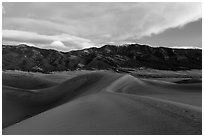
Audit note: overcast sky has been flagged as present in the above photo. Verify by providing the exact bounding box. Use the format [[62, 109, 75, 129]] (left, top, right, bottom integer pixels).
[[2, 2, 202, 51]]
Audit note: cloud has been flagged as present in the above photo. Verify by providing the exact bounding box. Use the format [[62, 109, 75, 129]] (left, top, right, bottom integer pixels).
[[51, 41, 65, 47], [133, 3, 201, 39], [2, 17, 78, 35], [2, 29, 95, 51], [49, 41, 68, 51], [2, 5, 6, 14], [2, 2, 202, 50], [103, 3, 202, 41]]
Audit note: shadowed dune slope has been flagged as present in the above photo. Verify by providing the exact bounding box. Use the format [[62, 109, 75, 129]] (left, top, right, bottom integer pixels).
[[2, 72, 57, 89], [2, 86, 50, 128], [3, 71, 202, 134], [2, 71, 122, 128], [174, 78, 202, 84]]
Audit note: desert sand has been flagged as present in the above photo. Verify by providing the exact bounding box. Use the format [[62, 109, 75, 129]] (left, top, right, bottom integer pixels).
[[2, 70, 202, 135]]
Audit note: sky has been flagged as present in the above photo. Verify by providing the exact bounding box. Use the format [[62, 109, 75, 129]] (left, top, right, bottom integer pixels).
[[2, 2, 202, 51]]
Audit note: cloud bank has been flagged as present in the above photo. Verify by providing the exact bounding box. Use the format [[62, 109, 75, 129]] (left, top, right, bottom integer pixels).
[[3, 29, 95, 51], [2, 2, 202, 51]]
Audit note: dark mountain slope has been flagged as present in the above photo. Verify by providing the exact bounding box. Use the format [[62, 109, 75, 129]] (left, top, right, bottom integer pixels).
[[2, 44, 202, 72]]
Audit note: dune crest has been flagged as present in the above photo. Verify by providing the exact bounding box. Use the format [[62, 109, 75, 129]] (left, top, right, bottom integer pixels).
[[106, 74, 147, 93]]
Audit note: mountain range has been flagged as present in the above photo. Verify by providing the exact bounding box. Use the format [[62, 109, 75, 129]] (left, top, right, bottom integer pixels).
[[2, 44, 202, 73]]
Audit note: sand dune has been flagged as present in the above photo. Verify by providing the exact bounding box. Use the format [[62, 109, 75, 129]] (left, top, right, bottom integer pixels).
[[2, 71, 122, 128], [3, 92, 201, 135], [2, 71, 202, 134], [2, 72, 57, 89]]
